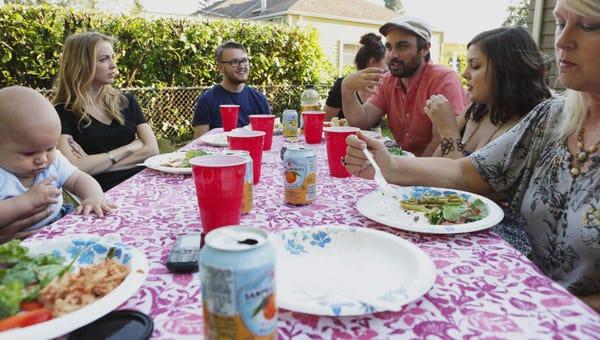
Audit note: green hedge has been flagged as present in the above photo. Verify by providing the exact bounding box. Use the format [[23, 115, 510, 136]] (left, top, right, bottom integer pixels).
[[0, 4, 335, 89]]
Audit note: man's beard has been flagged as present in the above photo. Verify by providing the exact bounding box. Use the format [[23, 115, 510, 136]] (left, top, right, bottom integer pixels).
[[228, 77, 247, 85], [388, 56, 422, 78], [226, 70, 248, 85]]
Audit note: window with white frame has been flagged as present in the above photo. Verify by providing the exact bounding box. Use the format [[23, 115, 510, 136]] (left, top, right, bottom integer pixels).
[[341, 42, 359, 70]]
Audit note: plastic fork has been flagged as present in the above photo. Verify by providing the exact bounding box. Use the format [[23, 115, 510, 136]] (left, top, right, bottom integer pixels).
[[362, 148, 400, 201]]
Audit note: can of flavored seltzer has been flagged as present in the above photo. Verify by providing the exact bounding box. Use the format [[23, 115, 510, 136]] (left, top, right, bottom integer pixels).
[[282, 109, 298, 137], [222, 150, 253, 214], [283, 146, 317, 205], [200, 226, 277, 339]]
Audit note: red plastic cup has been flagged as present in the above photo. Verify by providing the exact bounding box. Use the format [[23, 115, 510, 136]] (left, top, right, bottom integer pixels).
[[227, 130, 265, 184], [190, 155, 247, 233], [324, 126, 360, 178], [249, 114, 276, 150], [302, 111, 325, 144], [220, 104, 240, 132]]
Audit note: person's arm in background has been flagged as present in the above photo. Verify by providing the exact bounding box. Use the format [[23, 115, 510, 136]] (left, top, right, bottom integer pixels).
[[107, 94, 159, 170], [324, 78, 343, 121], [324, 105, 341, 121], [425, 94, 467, 158], [0, 207, 53, 243], [108, 123, 158, 171], [58, 135, 143, 175], [0, 177, 59, 228], [193, 124, 210, 138], [192, 93, 212, 139], [580, 294, 600, 313], [421, 72, 467, 157], [57, 94, 157, 174], [434, 71, 468, 120], [341, 68, 386, 129]]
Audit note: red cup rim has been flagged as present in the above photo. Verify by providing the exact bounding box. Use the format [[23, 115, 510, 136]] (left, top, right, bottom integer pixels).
[[227, 130, 266, 138], [219, 104, 240, 108], [249, 114, 276, 119], [323, 126, 360, 133], [189, 155, 247, 167], [301, 111, 325, 116]]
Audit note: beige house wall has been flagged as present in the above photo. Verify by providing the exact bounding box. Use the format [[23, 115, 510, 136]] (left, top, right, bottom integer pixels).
[[288, 15, 381, 75], [528, 0, 558, 87], [287, 14, 443, 76]]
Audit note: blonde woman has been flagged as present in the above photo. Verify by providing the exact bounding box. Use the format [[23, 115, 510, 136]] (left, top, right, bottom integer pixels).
[[53, 32, 158, 191], [344, 0, 600, 311]]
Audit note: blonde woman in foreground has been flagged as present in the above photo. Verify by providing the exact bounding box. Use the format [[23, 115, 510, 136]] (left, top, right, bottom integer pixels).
[[344, 0, 600, 312], [53, 32, 158, 192]]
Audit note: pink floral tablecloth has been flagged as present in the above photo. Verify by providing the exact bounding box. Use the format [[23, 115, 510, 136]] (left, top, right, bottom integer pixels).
[[36, 133, 600, 339]]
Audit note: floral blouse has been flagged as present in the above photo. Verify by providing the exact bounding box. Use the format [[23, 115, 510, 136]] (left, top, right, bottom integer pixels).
[[470, 98, 600, 296]]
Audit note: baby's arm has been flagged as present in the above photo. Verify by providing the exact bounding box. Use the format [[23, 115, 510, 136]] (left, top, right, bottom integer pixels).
[[63, 170, 116, 217], [0, 176, 60, 227]]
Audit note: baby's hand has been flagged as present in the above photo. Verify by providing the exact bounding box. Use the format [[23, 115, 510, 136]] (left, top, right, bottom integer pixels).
[[25, 176, 61, 209], [76, 196, 117, 217]]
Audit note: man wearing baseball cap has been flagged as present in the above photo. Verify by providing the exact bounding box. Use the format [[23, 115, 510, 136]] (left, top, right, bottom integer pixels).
[[341, 16, 467, 156]]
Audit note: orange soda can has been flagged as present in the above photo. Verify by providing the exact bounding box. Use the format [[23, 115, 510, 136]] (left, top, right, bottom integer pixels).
[[283, 146, 317, 205]]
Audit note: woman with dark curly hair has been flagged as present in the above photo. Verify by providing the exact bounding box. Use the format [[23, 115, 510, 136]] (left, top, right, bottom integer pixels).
[[424, 27, 551, 159]]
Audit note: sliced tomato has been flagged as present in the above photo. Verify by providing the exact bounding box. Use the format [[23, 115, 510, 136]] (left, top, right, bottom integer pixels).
[[19, 301, 44, 311], [0, 308, 53, 332]]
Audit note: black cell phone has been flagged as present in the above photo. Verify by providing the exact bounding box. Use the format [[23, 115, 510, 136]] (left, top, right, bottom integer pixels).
[[166, 234, 201, 273]]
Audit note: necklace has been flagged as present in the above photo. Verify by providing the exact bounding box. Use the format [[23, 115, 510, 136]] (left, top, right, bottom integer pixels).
[[462, 120, 505, 150], [461, 121, 482, 147], [570, 128, 600, 177]]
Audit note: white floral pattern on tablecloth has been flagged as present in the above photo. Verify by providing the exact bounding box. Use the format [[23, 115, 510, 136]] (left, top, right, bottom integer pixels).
[[34, 134, 600, 339]]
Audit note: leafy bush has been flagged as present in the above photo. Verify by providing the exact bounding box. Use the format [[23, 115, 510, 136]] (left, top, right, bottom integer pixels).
[[0, 4, 335, 89]]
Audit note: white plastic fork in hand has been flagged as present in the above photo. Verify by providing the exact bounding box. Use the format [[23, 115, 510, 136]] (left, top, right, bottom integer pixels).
[[362, 148, 400, 201]]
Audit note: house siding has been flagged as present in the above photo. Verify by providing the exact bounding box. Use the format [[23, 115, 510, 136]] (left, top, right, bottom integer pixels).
[[287, 14, 382, 76], [287, 14, 442, 76], [528, 0, 558, 87]]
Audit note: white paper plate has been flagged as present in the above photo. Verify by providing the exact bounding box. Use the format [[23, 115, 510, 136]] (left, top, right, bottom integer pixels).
[[199, 132, 228, 147], [357, 186, 504, 234], [272, 225, 436, 316], [2, 235, 148, 339], [143, 152, 191, 175], [243, 124, 282, 135]]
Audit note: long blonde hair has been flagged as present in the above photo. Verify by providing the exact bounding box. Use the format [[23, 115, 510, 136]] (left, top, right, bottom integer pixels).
[[52, 32, 126, 129], [556, 0, 600, 140]]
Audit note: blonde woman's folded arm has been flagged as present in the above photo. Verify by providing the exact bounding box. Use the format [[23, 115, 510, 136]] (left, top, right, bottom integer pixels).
[[109, 123, 159, 171], [58, 135, 142, 175]]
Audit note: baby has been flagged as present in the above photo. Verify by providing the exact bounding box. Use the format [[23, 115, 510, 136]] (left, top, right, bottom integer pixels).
[[0, 86, 115, 236]]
